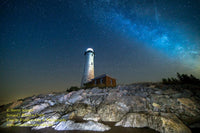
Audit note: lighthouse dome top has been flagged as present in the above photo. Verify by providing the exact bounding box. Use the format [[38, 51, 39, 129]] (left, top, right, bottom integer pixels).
[[85, 48, 95, 55], [86, 48, 94, 52]]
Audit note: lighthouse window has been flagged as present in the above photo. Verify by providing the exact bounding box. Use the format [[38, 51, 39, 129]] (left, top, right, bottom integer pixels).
[[91, 62, 93, 65], [100, 78, 103, 84]]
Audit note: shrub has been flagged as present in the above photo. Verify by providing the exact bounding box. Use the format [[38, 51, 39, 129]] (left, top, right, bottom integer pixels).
[[66, 86, 80, 92]]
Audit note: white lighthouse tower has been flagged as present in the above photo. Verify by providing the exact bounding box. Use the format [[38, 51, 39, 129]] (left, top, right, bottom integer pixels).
[[81, 48, 95, 87]]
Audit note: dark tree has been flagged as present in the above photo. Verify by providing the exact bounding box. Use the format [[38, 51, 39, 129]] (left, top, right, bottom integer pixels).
[[162, 73, 200, 85]]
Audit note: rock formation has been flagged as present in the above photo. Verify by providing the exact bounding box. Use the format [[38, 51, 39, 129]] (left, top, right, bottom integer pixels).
[[1, 83, 200, 132]]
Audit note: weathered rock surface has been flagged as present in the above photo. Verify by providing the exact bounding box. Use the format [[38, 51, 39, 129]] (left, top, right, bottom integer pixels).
[[66, 103, 96, 117], [115, 113, 148, 127], [1, 84, 199, 132], [31, 113, 60, 130], [53, 120, 110, 131], [116, 113, 191, 133], [97, 103, 128, 122], [83, 113, 100, 122]]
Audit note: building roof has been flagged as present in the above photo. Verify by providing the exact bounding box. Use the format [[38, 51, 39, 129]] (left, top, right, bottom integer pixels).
[[92, 74, 116, 80]]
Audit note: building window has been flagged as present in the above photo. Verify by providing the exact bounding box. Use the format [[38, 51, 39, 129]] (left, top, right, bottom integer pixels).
[[94, 80, 96, 85], [100, 78, 103, 84], [110, 79, 112, 85]]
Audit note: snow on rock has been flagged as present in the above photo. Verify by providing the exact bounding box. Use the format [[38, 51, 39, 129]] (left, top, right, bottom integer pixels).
[[53, 120, 110, 131]]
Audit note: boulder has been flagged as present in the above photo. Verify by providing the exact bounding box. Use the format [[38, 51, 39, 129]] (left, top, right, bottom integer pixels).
[[18, 112, 60, 128], [97, 103, 128, 122], [82, 95, 104, 106], [176, 98, 200, 124], [115, 113, 148, 127], [24, 103, 49, 116], [90, 87, 103, 94], [40, 104, 67, 114], [83, 113, 100, 122], [68, 94, 83, 104], [116, 112, 191, 133], [31, 113, 60, 130], [53, 120, 110, 131], [0, 84, 199, 132], [44, 100, 55, 106], [150, 94, 178, 112], [177, 98, 197, 110], [152, 103, 161, 112], [23, 98, 45, 108], [114, 96, 148, 112], [66, 103, 96, 117], [60, 112, 75, 120]]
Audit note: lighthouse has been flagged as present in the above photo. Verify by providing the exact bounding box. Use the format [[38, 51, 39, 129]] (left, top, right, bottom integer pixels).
[[81, 48, 95, 87]]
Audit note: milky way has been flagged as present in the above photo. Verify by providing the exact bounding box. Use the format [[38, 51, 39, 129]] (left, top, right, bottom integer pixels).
[[83, 0, 200, 73]]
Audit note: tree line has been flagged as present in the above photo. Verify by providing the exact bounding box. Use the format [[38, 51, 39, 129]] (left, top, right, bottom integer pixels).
[[162, 73, 200, 85]]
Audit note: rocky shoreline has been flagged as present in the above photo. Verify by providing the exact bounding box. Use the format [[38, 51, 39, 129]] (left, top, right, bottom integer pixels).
[[0, 83, 200, 133]]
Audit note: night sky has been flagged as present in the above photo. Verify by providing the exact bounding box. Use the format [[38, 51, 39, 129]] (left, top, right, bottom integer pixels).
[[0, 0, 200, 105]]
